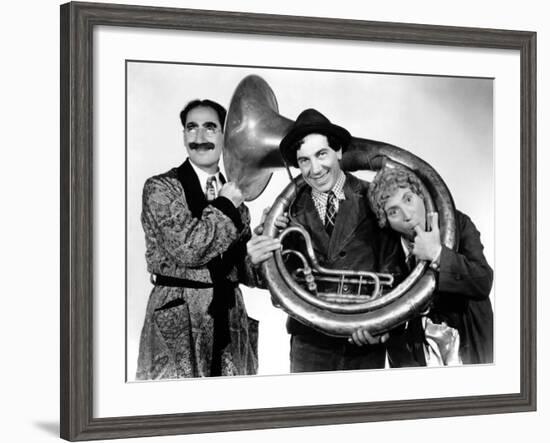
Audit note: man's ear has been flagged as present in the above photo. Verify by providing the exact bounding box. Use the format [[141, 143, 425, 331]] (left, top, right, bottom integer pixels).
[[336, 149, 342, 160]]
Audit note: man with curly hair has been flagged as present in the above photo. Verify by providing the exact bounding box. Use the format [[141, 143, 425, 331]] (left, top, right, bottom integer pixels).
[[352, 166, 494, 366]]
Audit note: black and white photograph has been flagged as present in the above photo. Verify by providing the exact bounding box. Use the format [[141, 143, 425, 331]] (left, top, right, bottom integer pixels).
[[50, 1, 539, 442], [1, 0, 545, 440], [126, 62, 495, 380]]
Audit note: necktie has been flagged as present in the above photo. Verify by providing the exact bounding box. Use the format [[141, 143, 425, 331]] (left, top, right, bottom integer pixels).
[[404, 239, 416, 271], [205, 176, 216, 201], [324, 191, 337, 236]]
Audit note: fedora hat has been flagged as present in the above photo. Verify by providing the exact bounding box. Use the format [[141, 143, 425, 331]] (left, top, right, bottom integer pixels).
[[279, 108, 351, 167]]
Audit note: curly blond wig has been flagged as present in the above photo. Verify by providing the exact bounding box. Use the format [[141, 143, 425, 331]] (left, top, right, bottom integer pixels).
[[368, 167, 424, 228]]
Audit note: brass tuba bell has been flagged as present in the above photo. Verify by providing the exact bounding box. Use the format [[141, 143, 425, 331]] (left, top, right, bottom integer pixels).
[[224, 74, 457, 337], [224, 75, 292, 201]]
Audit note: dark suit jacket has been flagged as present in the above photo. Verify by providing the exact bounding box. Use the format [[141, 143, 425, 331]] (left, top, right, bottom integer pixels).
[[284, 173, 402, 336], [430, 210, 494, 364], [388, 210, 494, 365]]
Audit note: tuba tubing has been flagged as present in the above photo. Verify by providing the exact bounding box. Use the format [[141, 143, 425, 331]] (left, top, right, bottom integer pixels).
[[261, 161, 449, 337], [225, 75, 457, 337]]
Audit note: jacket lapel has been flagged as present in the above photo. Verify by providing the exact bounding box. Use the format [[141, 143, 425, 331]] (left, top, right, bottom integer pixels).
[[327, 175, 366, 258], [176, 159, 207, 218], [292, 188, 330, 257]]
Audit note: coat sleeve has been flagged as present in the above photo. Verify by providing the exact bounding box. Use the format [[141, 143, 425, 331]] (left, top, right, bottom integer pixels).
[[234, 204, 267, 288], [437, 211, 493, 300], [141, 175, 240, 268]]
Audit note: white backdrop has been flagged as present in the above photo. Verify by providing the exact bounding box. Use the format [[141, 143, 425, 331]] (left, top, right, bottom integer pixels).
[[0, 0, 547, 443]]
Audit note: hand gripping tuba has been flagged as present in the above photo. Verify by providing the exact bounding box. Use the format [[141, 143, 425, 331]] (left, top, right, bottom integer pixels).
[[224, 75, 457, 337]]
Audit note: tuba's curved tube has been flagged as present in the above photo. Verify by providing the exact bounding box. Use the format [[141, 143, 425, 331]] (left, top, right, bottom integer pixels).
[[224, 74, 457, 337]]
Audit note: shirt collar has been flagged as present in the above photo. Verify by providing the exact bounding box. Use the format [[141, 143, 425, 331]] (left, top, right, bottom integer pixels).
[[188, 159, 221, 194], [310, 171, 346, 222], [400, 236, 415, 258], [311, 170, 346, 202]]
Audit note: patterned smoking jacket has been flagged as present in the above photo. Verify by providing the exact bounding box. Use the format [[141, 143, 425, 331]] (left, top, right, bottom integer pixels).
[[136, 160, 258, 380]]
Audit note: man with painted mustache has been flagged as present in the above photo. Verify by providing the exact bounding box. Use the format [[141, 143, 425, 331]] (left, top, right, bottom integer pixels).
[[136, 99, 259, 379]]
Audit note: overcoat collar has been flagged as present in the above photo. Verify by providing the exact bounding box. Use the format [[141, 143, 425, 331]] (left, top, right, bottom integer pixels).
[[176, 159, 226, 218], [176, 158, 207, 219]]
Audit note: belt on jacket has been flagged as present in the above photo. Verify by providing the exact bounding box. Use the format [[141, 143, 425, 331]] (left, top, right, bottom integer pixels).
[[150, 273, 214, 288]]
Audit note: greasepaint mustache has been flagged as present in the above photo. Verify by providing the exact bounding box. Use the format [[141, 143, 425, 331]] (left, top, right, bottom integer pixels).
[[189, 142, 215, 150]]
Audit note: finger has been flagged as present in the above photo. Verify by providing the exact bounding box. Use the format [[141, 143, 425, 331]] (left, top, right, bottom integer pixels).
[[247, 235, 266, 246], [349, 331, 363, 347], [247, 246, 280, 263], [249, 239, 281, 253], [275, 216, 290, 229], [249, 252, 275, 265], [413, 224, 424, 235], [247, 236, 277, 249], [252, 234, 276, 242], [359, 328, 377, 345], [259, 207, 270, 224], [249, 237, 280, 249], [257, 252, 276, 262]]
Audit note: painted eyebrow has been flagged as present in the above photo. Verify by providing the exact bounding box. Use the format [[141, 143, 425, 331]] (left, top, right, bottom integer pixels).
[[185, 121, 219, 127]]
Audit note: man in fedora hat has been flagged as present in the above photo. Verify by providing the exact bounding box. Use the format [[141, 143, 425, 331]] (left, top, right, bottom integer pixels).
[[248, 108, 403, 373]]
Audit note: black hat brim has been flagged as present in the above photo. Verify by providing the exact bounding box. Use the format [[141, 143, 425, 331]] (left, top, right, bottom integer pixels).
[[280, 123, 351, 167]]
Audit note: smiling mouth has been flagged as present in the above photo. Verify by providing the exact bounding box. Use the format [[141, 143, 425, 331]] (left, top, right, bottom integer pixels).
[[311, 172, 328, 181]]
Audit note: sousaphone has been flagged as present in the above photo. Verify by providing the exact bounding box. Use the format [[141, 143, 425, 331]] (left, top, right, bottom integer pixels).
[[224, 74, 457, 337]]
